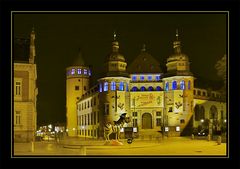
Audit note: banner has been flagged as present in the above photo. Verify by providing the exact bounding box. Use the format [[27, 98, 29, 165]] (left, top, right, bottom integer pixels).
[[173, 90, 183, 112]]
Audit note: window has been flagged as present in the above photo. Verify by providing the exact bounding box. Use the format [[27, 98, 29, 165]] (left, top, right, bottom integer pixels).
[[172, 81, 177, 90], [119, 82, 124, 91], [193, 90, 196, 95], [148, 75, 152, 81], [15, 81, 21, 96], [71, 68, 75, 75], [94, 97, 96, 106], [111, 81, 116, 91], [180, 80, 185, 90], [99, 83, 102, 92], [88, 101, 89, 108], [132, 75, 137, 81], [15, 111, 21, 125], [203, 92, 206, 96], [84, 69, 88, 75], [94, 111, 96, 124], [180, 119, 185, 124], [156, 118, 161, 126], [126, 83, 129, 91], [131, 86, 138, 91], [133, 119, 138, 127], [155, 75, 160, 81], [77, 69, 81, 74], [156, 86, 161, 91], [88, 70, 91, 76], [140, 86, 146, 91], [165, 82, 169, 91], [88, 114, 90, 125], [197, 90, 201, 95], [132, 112, 138, 117], [75, 86, 79, 90], [84, 86, 86, 91], [140, 75, 144, 81], [168, 107, 173, 112], [146, 86, 152, 91], [156, 111, 161, 116], [105, 104, 109, 115], [104, 82, 108, 91], [188, 80, 191, 90]]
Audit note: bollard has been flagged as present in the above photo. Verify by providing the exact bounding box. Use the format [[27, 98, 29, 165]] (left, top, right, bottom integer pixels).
[[80, 146, 86, 155], [191, 134, 194, 140], [217, 136, 222, 145], [207, 134, 211, 141], [31, 141, 34, 152]]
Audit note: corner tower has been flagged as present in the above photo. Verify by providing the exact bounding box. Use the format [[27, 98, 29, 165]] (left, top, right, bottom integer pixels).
[[162, 29, 194, 136], [97, 32, 130, 138], [66, 50, 91, 136]]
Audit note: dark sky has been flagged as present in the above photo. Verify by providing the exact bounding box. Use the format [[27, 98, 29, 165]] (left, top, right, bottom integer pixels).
[[13, 13, 227, 125]]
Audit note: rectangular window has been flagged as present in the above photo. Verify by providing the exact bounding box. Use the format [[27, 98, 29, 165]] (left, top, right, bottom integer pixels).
[[148, 75, 152, 81], [94, 111, 96, 124], [155, 75, 160, 81], [77, 69, 81, 74], [133, 119, 138, 127], [84, 69, 88, 75], [75, 86, 79, 90], [132, 112, 138, 117], [15, 111, 21, 125], [197, 90, 201, 95], [71, 68, 75, 75], [88, 70, 91, 76], [193, 90, 196, 95], [156, 111, 161, 116], [156, 118, 161, 126], [168, 107, 173, 112], [140, 75, 144, 81], [15, 81, 21, 96], [104, 82, 108, 91]]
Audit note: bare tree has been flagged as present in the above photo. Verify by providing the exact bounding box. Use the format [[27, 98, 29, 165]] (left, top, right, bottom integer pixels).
[[215, 54, 226, 96]]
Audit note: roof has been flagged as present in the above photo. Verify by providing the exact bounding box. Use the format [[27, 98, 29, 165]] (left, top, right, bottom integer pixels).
[[72, 49, 85, 66], [13, 38, 30, 63], [127, 49, 162, 74]]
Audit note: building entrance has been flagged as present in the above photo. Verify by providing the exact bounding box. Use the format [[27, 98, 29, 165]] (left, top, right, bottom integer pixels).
[[142, 113, 152, 129]]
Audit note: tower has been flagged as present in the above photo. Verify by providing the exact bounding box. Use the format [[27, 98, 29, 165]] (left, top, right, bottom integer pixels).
[[29, 27, 36, 64], [162, 29, 194, 136], [97, 32, 130, 138], [66, 50, 91, 136]]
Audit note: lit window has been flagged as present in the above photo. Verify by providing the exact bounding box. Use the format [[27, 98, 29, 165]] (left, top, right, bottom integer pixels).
[[140, 86, 146, 91], [148, 75, 152, 81], [155, 75, 160, 81], [131, 87, 138, 91], [165, 82, 169, 91], [99, 83, 102, 92], [119, 82, 124, 91], [126, 83, 129, 91], [132, 75, 137, 81], [111, 81, 116, 91], [88, 70, 91, 76], [156, 86, 161, 91], [77, 69, 81, 74], [172, 81, 177, 90], [176, 126, 180, 132], [180, 80, 185, 90], [104, 82, 108, 91], [84, 69, 88, 75], [188, 80, 191, 90], [148, 86, 153, 91], [140, 75, 144, 81], [71, 68, 75, 75]]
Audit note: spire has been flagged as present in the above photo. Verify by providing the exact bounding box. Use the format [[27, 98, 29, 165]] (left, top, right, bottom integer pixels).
[[141, 44, 146, 52], [29, 26, 36, 64], [173, 28, 181, 54], [73, 48, 85, 66], [112, 31, 119, 52]]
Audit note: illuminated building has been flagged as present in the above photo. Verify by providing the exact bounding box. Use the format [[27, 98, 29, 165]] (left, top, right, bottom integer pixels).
[[13, 28, 38, 142], [66, 30, 226, 138]]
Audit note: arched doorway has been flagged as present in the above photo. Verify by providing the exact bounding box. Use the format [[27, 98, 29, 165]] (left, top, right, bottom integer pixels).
[[210, 105, 218, 120], [142, 113, 152, 129]]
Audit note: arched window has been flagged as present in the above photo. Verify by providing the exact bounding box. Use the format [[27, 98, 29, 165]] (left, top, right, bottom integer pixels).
[[140, 86, 146, 91], [172, 81, 177, 90], [77, 69, 81, 75], [131, 86, 138, 91], [148, 86, 153, 91], [194, 105, 200, 121], [156, 86, 161, 91], [103, 82, 108, 91], [199, 106, 205, 119], [119, 82, 124, 91], [180, 80, 185, 90], [111, 82, 116, 91], [99, 83, 102, 92], [165, 82, 169, 91], [188, 80, 191, 90], [71, 68, 75, 75]]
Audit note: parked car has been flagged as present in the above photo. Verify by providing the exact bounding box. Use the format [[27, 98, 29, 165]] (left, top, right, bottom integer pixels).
[[193, 128, 209, 136]]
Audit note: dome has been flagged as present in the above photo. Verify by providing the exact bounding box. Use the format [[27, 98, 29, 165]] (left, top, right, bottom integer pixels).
[[167, 53, 189, 62]]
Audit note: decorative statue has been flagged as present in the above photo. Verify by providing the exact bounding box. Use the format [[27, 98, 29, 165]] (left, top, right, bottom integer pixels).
[[104, 113, 130, 142]]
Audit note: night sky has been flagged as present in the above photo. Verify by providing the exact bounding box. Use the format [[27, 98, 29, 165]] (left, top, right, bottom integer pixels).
[[13, 13, 227, 125]]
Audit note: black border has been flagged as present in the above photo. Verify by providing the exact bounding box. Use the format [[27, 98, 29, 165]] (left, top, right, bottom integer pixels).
[[1, 0, 240, 169]]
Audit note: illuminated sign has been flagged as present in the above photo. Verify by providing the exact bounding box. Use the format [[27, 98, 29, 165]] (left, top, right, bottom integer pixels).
[[131, 92, 164, 108]]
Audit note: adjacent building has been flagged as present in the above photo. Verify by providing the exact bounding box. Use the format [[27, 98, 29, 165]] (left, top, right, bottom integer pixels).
[[13, 29, 38, 142]]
